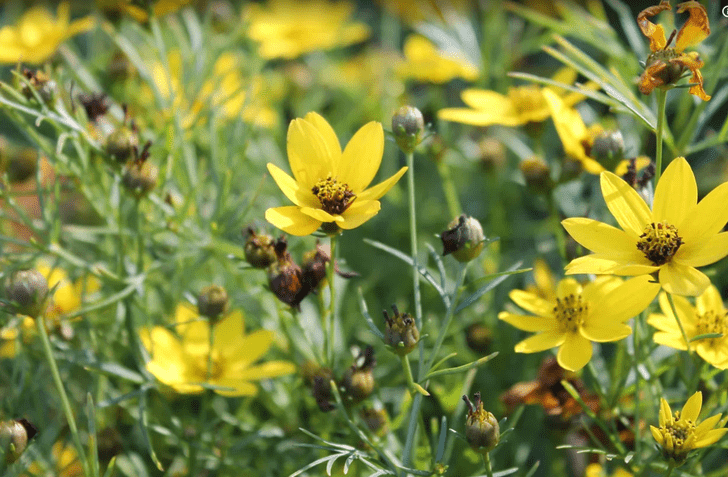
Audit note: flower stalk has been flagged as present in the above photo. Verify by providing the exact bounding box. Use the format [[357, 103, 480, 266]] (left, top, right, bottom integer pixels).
[[655, 88, 667, 184]]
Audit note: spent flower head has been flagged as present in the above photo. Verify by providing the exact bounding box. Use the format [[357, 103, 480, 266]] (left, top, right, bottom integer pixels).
[[463, 392, 500, 453], [563, 158, 728, 296]]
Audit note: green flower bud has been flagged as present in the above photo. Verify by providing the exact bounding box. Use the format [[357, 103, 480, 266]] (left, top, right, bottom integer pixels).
[[440, 215, 485, 262], [1, 419, 37, 464], [360, 407, 389, 436], [243, 227, 277, 269], [6, 269, 48, 318], [519, 157, 552, 194], [463, 392, 500, 454], [122, 159, 158, 198], [197, 285, 229, 320], [340, 346, 376, 405], [6, 148, 38, 184], [392, 106, 425, 154], [383, 305, 419, 356], [590, 130, 625, 170], [106, 126, 139, 164]]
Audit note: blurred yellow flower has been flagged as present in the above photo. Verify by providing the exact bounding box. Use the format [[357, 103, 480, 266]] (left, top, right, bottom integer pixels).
[[438, 68, 590, 127], [637, 1, 710, 101], [265, 112, 408, 236], [525, 258, 557, 302], [499, 276, 658, 371], [24, 441, 82, 477], [246, 0, 369, 60], [584, 462, 633, 477], [140, 304, 295, 396], [376, 0, 474, 25], [397, 35, 478, 84], [651, 391, 727, 465], [648, 286, 728, 367], [97, 0, 191, 22], [0, 2, 94, 64], [563, 158, 728, 296]]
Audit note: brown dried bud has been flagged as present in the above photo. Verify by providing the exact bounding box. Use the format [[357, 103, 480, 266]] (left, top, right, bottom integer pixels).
[[197, 285, 229, 320], [19, 69, 55, 104], [360, 407, 389, 436], [301, 243, 330, 291], [1, 419, 37, 464], [244, 227, 277, 269], [6, 269, 48, 318], [383, 305, 419, 356], [310, 367, 335, 412], [78, 93, 109, 122], [266, 237, 306, 309], [340, 346, 376, 405], [440, 215, 485, 262], [392, 105, 425, 154], [463, 392, 499, 453]]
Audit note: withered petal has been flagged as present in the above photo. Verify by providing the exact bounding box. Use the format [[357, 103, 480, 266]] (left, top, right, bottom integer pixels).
[[637, 0, 671, 52]]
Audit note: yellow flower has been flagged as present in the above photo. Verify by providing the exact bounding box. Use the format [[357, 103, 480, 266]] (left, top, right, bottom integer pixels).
[[637, 1, 710, 101], [647, 286, 728, 368], [265, 112, 408, 236], [438, 68, 590, 127], [397, 35, 478, 84], [563, 157, 728, 296], [525, 258, 557, 302], [0, 2, 94, 64], [140, 304, 295, 396], [498, 276, 659, 371], [651, 391, 727, 465], [584, 462, 633, 477], [245, 0, 370, 60], [24, 441, 82, 477]]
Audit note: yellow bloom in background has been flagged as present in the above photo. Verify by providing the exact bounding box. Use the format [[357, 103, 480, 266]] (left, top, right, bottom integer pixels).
[[246, 0, 370, 60], [140, 304, 295, 396], [542, 87, 605, 175], [584, 463, 633, 477], [563, 157, 728, 296], [265, 112, 408, 236], [376, 0, 474, 25], [24, 441, 83, 477], [498, 275, 658, 371], [648, 286, 728, 368], [0, 2, 94, 64], [637, 1, 710, 101], [524, 258, 557, 302], [438, 68, 590, 127], [651, 392, 727, 465], [397, 35, 478, 84], [97, 0, 191, 23]]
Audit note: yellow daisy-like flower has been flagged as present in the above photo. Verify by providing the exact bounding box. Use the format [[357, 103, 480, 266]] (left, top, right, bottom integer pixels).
[[25, 441, 83, 477], [584, 462, 633, 477], [647, 286, 728, 368], [637, 1, 710, 101], [498, 275, 659, 371], [651, 391, 727, 465], [0, 2, 94, 64], [563, 157, 728, 296], [245, 0, 370, 60], [438, 68, 590, 127], [397, 34, 478, 84], [265, 112, 408, 236], [140, 304, 295, 396]]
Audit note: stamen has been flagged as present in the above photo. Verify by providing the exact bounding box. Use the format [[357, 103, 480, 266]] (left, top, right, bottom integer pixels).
[[312, 175, 356, 215], [637, 222, 683, 266], [664, 29, 677, 50], [696, 310, 727, 345], [553, 293, 587, 334]]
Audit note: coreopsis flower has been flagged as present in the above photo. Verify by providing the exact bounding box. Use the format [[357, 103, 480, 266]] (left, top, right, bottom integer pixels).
[[499, 276, 659, 371], [585, 463, 633, 477], [651, 391, 727, 465], [397, 35, 478, 84], [265, 112, 408, 236], [563, 157, 728, 296], [647, 286, 728, 368], [637, 1, 710, 101], [140, 304, 295, 396], [245, 0, 370, 60], [0, 3, 93, 64], [25, 440, 83, 477], [438, 68, 591, 127]]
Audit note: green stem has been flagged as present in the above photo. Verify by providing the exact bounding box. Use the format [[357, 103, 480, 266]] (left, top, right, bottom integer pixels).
[[134, 198, 143, 273], [400, 355, 418, 396], [483, 452, 494, 477], [664, 463, 675, 477], [436, 159, 461, 219], [324, 234, 338, 366], [425, 263, 468, 371], [667, 292, 690, 352], [547, 193, 566, 265], [406, 152, 422, 331], [191, 321, 215, 475], [654, 88, 668, 185], [36, 313, 91, 477], [634, 312, 643, 464]]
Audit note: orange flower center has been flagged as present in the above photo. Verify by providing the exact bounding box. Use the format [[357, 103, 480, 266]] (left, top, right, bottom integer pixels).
[[637, 222, 683, 266], [696, 310, 727, 346], [312, 175, 356, 215], [553, 294, 587, 334]]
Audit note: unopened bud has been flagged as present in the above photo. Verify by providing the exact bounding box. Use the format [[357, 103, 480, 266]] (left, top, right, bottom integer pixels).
[[440, 215, 485, 262], [360, 407, 389, 436], [383, 305, 419, 356], [308, 366, 335, 412], [106, 126, 139, 164], [1, 419, 37, 464], [340, 346, 376, 405], [301, 243, 330, 291], [463, 392, 499, 453], [479, 138, 506, 171], [244, 227, 277, 269], [465, 323, 492, 354], [392, 106, 425, 154], [6, 269, 48, 318], [19, 69, 55, 104], [519, 157, 552, 193], [590, 130, 624, 170], [266, 237, 305, 309], [198, 285, 229, 320], [122, 158, 158, 198]]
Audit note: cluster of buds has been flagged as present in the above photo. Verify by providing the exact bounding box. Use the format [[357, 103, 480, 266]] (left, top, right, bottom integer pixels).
[[383, 305, 419, 356], [5, 269, 49, 319], [197, 284, 229, 322], [122, 141, 158, 199], [0, 419, 37, 464], [304, 347, 377, 412], [440, 215, 485, 262], [18, 69, 56, 105], [463, 392, 500, 454]]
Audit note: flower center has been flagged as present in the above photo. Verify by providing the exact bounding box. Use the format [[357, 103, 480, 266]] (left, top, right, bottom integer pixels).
[[645, 48, 686, 86], [661, 411, 695, 452], [696, 310, 727, 345], [636, 222, 683, 266], [312, 175, 356, 215], [191, 349, 224, 381], [553, 293, 587, 334], [508, 85, 543, 113]]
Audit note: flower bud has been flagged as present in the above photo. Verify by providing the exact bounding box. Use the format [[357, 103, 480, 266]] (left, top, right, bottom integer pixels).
[[479, 138, 506, 171], [198, 285, 229, 320], [78, 93, 109, 123], [463, 392, 500, 453], [383, 305, 419, 356], [590, 130, 624, 170], [266, 237, 306, 309], [360, 407, 389, 436], [519, 157, 552, 194], [465, 323, 492, 354], [440, 215, 485, 262], [301, 243, 330, 292], [122, 157, 158, 199], [19, 69, 55, 104], [106, 126, 139, 164], [244, 227, 277, 269], [6, 269, 49, 318], [340, 346, 376, 405], [5, 147, 38, 184], [307, 366, 335, 412], [392, 105, 425, 154], [1, 419, 37, 464]]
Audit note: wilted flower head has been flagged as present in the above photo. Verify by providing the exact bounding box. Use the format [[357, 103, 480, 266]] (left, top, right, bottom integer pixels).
[[383, 305, 419, 356], [463, 392, 500, 453], [266, 237, 306, 309], [440, 215, 485, 262]]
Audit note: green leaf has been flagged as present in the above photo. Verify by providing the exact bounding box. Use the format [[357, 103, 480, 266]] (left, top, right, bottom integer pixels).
[[455, 263, 527, 313]]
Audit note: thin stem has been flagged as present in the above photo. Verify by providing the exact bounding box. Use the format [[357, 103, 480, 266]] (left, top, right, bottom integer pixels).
[[483, 452, 494, 477], [547, 193, 566, 265], [400, 355, 417, 396], [436, 159, 461, 219], [406, 151, 422, 330], [134, 198, 144, 273], [667, 292, 690, 352], [36, 314, 91, 476], [664, 463, 675, 477], [325, 234, 338, 366], [191, 321, 215, 475], [634, 312, 643, 464], [654, 88, 668, 185]]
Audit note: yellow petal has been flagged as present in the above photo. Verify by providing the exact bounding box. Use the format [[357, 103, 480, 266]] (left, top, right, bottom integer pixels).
[[236, 360, 296, 380], [287, 117, 334, 190], [659, 262, 709, 296], [677, 233, 728, 269], [556, 334, 592, 371], [638, 61, 667, 95], [514, 330, 565, 353], [267, 163, 317, 208], [657, 291, 699, 335], [696, 344, 728, 369], [637, 1, 670, 52], [660, 397, 673, 426], [694, 428, 728, 448], [265, 205, 322, 236], [589, 275, 659, 323], [556, 278, 581, 297], [300, 206, 340, 223], [533, 259, 556, 300], [652, 157, 696, 226], [303, 112, 342, 160], [695, 414, 723, 437], [581, 276, 623, 303], [600, 171, 652, 237], [498, 311, 556, 332], [509, 289, 553, 317], [213, 311, 246, 353], [226, 329, 274, 366], [438, 106, 521, 127], [674, 1, 710, 53], [543, 88, 596, 169], [580, 321, 632, 342], [682, 391, 702, 423], [339, 121, 384, 192], [696, 285, 723, 317], [651, 425, 665, 446], [562, 217, 638, 253], [210, 378, 259, 397], [338, 200, 381, 230], [677, 181, 728, 246], [564, 254, 658, 276], [356, 166, 408, 202], [653, 331, 689, 350]]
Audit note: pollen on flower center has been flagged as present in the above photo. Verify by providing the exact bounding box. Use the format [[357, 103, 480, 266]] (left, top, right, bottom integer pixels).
[[312, 175, 356, 215], [637, 222, 683, 266], [191, 350, 224, 381], [696, 310, 727, 345], [553, 294, 587, 334], [661, 411, 695, 449], [508, 86, 542, 113]]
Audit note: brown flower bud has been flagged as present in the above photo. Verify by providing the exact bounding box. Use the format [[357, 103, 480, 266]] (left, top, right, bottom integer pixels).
[[122, 145, 158, 199], [244, 227, 277, 269], [1, 419, 37, 464], [6, 269, 49, 318], [106, 121, 139, 164], [465, 323, 492, 354], [440, 215, 485, 262], [309, 367, 335, 412], [197, 285, 229, 320], [392, 105, 425, 154], [19, 69, 55, 104], [301, 243, 330, 291], [463, 392, 499, 453], [78, 93, 109, 123], [340, 346, 376, 405], [360, 407, 389, 436], [383, 305, 419, 356], [266, 237, 306, 309]]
